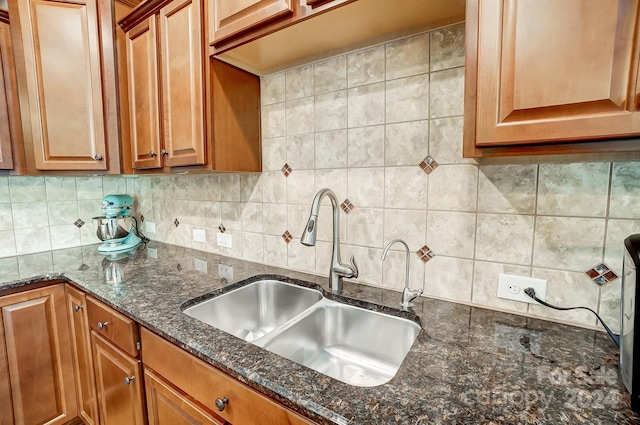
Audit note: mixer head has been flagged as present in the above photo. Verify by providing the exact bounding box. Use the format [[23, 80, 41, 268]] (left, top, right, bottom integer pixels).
[[102, 194, 134, 218]]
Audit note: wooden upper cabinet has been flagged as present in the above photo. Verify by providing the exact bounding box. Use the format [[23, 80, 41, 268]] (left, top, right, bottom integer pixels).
[[0, 284, 78, 425], [464, 0, 640, 157], [127, 16, 162, 170], [160, 0, 206, 167], [0, 11, 21, 171], [9, 0, 107, 171], [211, 0, 293, 44]]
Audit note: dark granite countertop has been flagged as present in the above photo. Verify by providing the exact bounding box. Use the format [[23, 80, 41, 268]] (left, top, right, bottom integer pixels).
[[1, 242, 639, 424]]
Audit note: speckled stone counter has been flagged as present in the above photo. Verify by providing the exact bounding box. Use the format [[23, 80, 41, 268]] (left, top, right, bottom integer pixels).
[[1, 242, 639, 424]]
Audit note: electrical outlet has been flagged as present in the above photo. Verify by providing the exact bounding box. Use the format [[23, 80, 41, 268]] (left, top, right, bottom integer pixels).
[[497, 274, 547, 304], [145, 221, 156, 233], [193, 228, 206, 243], [217, 232, 232, 249], [218, 264, 233, 280]]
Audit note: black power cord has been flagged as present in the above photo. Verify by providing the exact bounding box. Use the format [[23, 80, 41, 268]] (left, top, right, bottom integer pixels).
[[524, 287, 620, 348], [131, 216, 150, 244]]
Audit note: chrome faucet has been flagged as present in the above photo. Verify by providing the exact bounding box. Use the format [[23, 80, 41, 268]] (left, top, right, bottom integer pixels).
[[301, 188, 358, 292], [381, 239, 423, 309]]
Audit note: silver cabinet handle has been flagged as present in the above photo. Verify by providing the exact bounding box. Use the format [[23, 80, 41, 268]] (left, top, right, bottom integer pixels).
[[215, 397, 228, 411], [97, 321, 109, 330], [73, 304, 84, 312], [160, 149, 168, 156], [124, 376, 135, 385], [149, 151, 157, 157], [93, 154, 102, 161]]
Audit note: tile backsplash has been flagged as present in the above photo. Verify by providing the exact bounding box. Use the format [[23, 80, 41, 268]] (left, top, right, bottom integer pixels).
[[2, 22, 640, 333]]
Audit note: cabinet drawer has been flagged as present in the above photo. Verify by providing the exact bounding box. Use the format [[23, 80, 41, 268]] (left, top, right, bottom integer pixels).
[[141, 327, 316, 425], [87, 297, 139, 357]]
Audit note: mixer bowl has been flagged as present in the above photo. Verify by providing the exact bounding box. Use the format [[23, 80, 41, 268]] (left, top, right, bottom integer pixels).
[[94, 216, 131, 243]]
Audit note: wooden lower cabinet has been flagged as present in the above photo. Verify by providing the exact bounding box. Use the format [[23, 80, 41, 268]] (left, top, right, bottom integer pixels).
[[0, 284, 78, 425], [65, 285, 99, 425], [92, 331, 145, 425], [141, 327, 316, 425], [145, 368, 224, 425]]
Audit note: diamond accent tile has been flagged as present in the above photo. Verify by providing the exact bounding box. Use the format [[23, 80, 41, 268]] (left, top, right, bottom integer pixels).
[[340, 199, 354, 213], [140, 215, 145, 223], [174, 218, 180, 227], [281, 163, 293, 177], [417, 245, 436, 263], [77, 263, 89, 271], [282, 230, 293, 243], [419, 156, 439, 174], [586, 263, 618, 286], [74, 219, 85, 228], [218, 224, 226, 233]]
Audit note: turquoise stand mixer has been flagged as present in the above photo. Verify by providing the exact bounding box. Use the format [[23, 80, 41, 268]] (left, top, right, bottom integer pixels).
[[93, 194, 143, 253]]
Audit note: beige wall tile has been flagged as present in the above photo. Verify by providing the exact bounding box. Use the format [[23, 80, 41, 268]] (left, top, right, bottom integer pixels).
[[286, 170, 316, 205], [385, 120, 429, 166], [45, 177, 77, 200], [315, 130, 347, 169], [285, 97, 314, 135], [264, 234, 288, 267], [286, 133, 315, 170], [204, 201, 221, 228], [605, 219, 640, 273], [347, 45, 385, 87], [241, 203, 263, 233], [50, 225, 81, 250], [346, 207, 384, 247], [430, 23, 465, 71], [241, 232, 264, 262], [15, 227, 51, 255], [478, 164, 537, 214], [220, 174, 241, 202], [386, 33, 429, 80], [348, 125, 385, 167], [285, 64, 314, 100], [384, 166, 428, 210], [288, 237, 315, 273], [347, 245, 383, 286], [533, 216, 605, 271], [427, 164, 477, 211], [386, 74, 429, 123], [537, 163, 610, 217], [0, 231, 16, 257], [424, 256, 473, 302], [384, 209, 427, 251], [263, 203, 287, 236], [314, 55, 346, 94], [347, 82, 385, 127], [76, 177, 103, 200], [287, 204, 309, 239], [262, 137, 287, 171], [0, 178, 9, 203], [475, 213, 534, 265], [261, 102, 286, 138], [348, 167, 384, 208], [314, 169, 347, 203], [10, 176, 46, 202], [529, 268, 598, 327], [261, 171, 286, 204], [102, 177, 127, 197], [48, 201, 79, 226], [0, 204, 13, 231], [427, 211, 476, 259], [429, 67, 464, 118], [315, 90, 347, 132], [472, 261, 530, 313], [261, 72, 285, 105], [240, 174, 263, 203], [12, 202, 49, 229], [610, 162, 640, 219], [428, 117, 469, 164]]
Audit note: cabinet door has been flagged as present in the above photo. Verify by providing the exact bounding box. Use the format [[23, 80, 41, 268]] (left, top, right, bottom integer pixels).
[[211, 0, 293, 44], [66, 285, 99, 425], [159, 0, 206, 167], [0, 285, 78, 425], [92, 331, 145, 425], [468, 0, 640, 148], [145, 369, 224, 425], [126, 16, 162, 170], [8, 0, 108, 170], [0, 16, 15, 170]]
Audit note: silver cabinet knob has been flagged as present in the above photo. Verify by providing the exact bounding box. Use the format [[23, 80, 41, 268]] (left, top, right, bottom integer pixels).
[[73, 304, 84, 312], [124, 375, 135, 385], [97, 321, 109, 330], [215, 397, 228, 411], [160, 149, 168, 156], [93, 154, 103, 161], [149, 151, 157, 157]]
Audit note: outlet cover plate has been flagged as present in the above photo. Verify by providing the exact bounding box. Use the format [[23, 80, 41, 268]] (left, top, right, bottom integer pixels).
[[145, 221, 156, 234], [497, 274, 547, 304], [217, 232, 232, 249], [193, 228, 206, 243]]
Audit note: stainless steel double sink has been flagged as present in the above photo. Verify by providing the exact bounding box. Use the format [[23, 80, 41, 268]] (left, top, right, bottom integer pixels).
[[182, 279, 421, 387]]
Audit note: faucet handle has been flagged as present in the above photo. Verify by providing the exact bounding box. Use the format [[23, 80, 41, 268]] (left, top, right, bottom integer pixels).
[[349, 255, 359, 278]]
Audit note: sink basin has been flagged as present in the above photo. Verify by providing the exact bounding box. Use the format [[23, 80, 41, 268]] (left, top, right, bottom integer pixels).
[[260, 301, 421, 387], [183, 280, 323, 342]]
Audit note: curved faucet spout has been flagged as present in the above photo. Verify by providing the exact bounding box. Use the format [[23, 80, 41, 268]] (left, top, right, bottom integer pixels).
[[381, 239, 423, 309], [301, 188, 357, 292]]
